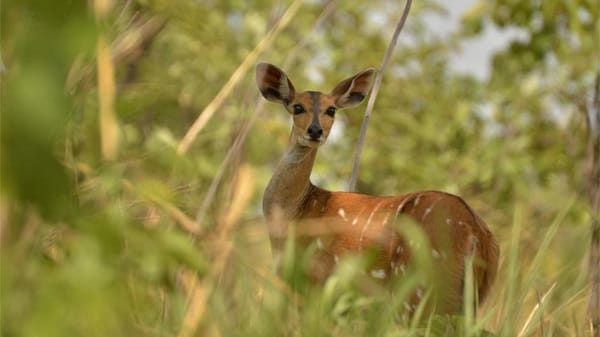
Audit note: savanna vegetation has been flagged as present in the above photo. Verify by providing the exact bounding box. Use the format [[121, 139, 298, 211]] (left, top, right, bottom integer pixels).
[[2, 0, 598, 336]]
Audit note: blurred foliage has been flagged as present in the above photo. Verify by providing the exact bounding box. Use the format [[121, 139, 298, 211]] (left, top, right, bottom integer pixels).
[[1, 0, 598, 336]]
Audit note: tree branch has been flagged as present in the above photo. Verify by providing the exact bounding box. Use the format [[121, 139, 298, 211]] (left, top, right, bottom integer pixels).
[[348, 0, 412, 192], [587, 70, 600, 336]]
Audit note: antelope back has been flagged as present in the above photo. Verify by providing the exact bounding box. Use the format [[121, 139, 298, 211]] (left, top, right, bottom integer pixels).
[[297, 188, 499, 313]]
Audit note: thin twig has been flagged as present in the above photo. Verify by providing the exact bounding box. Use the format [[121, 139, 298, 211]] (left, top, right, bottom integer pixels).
[[177, 167, 255, 337], [587, 70, 600, 337], [348, 0, 412, 192], [122, 180, 203, 237], [176, 0, 304, 155], [517, 283, 556, 337], [535, 288, 545, 337], [194, 0, 337, 226], [95, 0, 119, 161]]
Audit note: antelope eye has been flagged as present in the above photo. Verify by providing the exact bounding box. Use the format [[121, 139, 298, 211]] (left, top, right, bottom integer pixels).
[[325, 106, 336, 117], [292, 104, 305, 114]]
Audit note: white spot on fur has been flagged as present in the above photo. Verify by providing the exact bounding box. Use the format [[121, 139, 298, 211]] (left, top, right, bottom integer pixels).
[[396, 246, 403, 254], [312, 200, 318, 207], [370, 269, 386, 279], [422, 197, 443, 221], [422, 207, 433, 221], [395, 199, 408, 214], [337, 208, 348, 221], [415, 194, 422, 206], [359, 202, 385, 249], [381, 213, 391, 226], [432, 249, 441, 259], [446, 217, 453, 225], [316, 238, 323, 250], [334, 255, 340, 265]]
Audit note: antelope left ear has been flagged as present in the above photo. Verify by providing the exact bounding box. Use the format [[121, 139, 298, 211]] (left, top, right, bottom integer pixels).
[[331, 68, 376, 109], [256, 63, 296, 105]]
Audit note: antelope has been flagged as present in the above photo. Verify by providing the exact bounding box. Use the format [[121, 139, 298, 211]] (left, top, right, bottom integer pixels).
[[256, 62, 499, 314]]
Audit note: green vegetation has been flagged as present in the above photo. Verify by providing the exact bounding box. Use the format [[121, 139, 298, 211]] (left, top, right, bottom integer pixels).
[[2, 0, 598, 336]]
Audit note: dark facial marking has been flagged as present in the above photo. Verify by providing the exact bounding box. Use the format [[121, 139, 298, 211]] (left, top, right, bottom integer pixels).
[[308, 91, 321, 126]]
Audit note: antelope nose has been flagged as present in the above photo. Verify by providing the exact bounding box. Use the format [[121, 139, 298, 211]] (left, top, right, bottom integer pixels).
[[307, 125, 323, 139]]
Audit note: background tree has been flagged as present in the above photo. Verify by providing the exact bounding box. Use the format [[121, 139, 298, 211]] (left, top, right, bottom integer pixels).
[[463, 0, 598, 332], [2, 0, 597, 336]]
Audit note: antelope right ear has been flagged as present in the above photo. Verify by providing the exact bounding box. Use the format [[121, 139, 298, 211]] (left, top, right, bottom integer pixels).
[[256, 63, 296, 105], [331, 68, 375, 109]]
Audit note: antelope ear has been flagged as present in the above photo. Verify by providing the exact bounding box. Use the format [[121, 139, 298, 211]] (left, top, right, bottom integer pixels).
[[256, 63, 296, 105], [331, 68, 375, 109]]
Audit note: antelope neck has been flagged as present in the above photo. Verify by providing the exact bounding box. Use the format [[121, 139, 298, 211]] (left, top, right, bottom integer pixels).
[[263, 140, 318, 221]]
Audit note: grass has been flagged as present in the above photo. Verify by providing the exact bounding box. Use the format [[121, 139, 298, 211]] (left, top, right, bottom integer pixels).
[[163, 196, 591, 337], [2, 2, 594, 336]]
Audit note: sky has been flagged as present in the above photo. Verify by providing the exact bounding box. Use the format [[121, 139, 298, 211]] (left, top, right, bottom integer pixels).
[[425, 0, 527, 81], [359, 0, 527, 81], [324, 0, 525, 142]]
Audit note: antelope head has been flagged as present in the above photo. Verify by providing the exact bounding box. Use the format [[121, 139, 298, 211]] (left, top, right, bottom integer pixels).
[[256, 63, 375, 148]]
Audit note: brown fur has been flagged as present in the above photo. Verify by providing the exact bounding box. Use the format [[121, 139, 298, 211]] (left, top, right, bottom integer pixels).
[[256, 63, 499, 314]]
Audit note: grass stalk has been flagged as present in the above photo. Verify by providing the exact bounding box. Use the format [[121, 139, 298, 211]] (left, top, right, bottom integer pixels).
[[348, 0, 412, 191], [177, 0, 304, 155]]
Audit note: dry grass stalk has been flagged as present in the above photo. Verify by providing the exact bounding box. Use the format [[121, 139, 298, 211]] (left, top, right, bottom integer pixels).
[[95, 0, 119, 161], [517, 283, 556, 337], [177, 166, 255, 337], [220, 165, 255, 229], [349, 0, 412, 191], [587, 71, 600, 336], [194, 0, 336, 226], [122, 180, 203, 237], [93, 0, 113, 18], [111, 16, 166, 64], [177, 268, 209, 337], [176, 0, 304, 155]]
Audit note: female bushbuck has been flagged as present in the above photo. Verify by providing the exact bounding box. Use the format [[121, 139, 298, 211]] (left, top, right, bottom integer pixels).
[[256, 62, 498, 314]]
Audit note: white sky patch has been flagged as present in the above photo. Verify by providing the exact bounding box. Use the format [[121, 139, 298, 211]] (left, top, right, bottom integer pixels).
[[327, 117, 345, 143], [421, 0, 529, 81], [450, 24, 529, 80]]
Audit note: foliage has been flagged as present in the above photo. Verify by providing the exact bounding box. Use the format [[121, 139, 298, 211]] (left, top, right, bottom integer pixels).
[[1, 0, 597, 336]]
